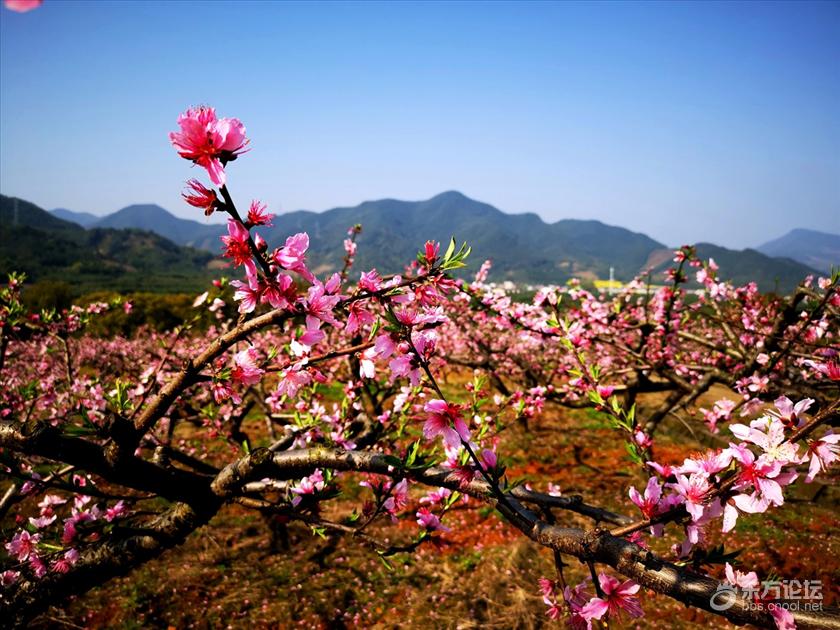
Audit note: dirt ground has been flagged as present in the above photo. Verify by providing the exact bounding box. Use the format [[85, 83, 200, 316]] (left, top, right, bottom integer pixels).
[[30, 386, 840, 629]]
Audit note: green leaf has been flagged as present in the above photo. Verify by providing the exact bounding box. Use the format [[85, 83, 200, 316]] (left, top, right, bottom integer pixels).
[[444, 237, 456, 263], [405, 440, 420, 467], [444, 490, 462, 509], [377, 552, 395, 571], [624, 442, 643, 465]]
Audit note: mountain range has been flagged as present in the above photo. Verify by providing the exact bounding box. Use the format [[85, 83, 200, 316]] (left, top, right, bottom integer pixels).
[[0, 196, 216, 294], [756, 228, 839, 274], [0, 192, 832, 295]]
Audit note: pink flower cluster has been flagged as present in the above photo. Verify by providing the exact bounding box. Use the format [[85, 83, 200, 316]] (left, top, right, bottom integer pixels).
[[540, 573, 642, 628], [636, 396, 837, 557]]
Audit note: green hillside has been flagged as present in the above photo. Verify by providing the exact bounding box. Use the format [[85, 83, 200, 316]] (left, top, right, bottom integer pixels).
[[0, 195, 216, 294]]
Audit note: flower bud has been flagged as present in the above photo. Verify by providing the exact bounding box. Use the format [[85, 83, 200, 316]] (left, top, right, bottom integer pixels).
[[254, 233, 267, 252]]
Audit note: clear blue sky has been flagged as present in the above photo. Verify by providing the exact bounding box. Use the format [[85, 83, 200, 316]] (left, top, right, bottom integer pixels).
[[1, 0, 838, 248]]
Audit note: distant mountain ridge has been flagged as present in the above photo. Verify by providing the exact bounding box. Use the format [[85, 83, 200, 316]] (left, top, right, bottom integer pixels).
[[50, 207, 100, 228], [90, 204, 222, 248], [1, 195, 215, 294], [50, 192, 668, 283], [21, 191, 823, 293], [757, 228, 840, 274], [648, 243, 821, 294], [243, 191, 667, 284]]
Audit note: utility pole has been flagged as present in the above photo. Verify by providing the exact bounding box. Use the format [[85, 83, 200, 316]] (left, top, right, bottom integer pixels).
[[609, 266, 615, 296]]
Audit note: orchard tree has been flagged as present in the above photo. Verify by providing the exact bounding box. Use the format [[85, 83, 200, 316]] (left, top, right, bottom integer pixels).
[[1, 107, 839, 629]]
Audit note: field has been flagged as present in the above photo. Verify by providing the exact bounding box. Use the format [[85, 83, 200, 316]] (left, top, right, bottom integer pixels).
[[29, 385, 839, 629]]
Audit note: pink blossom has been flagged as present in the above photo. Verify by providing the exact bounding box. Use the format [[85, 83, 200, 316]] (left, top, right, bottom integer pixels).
[[324, 272, 342, 294], [543, 598, 564, 622], [298, 315, 325, 348], [274, 363, 312, 398], [247, 200, 274, 226], [220, 219, 256, 276], [562, 580, 595, 630], [212, 380, 239, 404], [769, 604, 796, 630], [724, 562, 759, 589], [29, 554, 47, 578], [231, 346, 264, 387], [394, 307, 422, 327], [416, 507, 449, 532], [303, 282, 342, 327], [596, 385, 614, 398], [260, 273, 296, 310], [699, 398, 736, 433], [388, 353, 421, 386], [274, 233, 314, 282], [730, 418, 800, 466], [479, 448, 497, 471], [104, 500, 127, 522], [579, 573, 643, 622], [647, 461, 676, 479], [359, 347, 377, 379], [192, 291, 209, 307], [231, 277, 260, 314], [546, 483, 563, 497], [291, 470, 325, 506], [5, 530, 40, 561], [538, 577, 555, 599], [383, 479, 409, 521], [419, 487, 451, 505], [423, 241, 440, 267], [728, 445, 794, 507], [677, 449, 733, 476], [668, 474, 712, 521], [182, 179, 218, 215], [51, 548, 80, 574], [4, 0, 42, 12], [423, 399, 471, 449], [61, 520, 78, 544], [770, 395, 814, 428], [1, 570, 19, 586], [38, 494, 66, 510], [634, 430, 652, 449], [169, 106, 248, 186], [359, 269, 382, 293], [805, 432, 840, 482], [28, 514, 56, 529], [628, 477, 664, 521], [373, 334, 396, 360], [346, 302, 374, 335]]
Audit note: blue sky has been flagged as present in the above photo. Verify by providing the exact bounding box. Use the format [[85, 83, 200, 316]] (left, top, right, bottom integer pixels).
[[1, 0, 838, 248]]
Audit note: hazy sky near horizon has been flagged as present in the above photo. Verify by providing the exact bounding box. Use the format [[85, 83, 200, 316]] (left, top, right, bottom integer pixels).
[[1, 0, 838, 248]]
